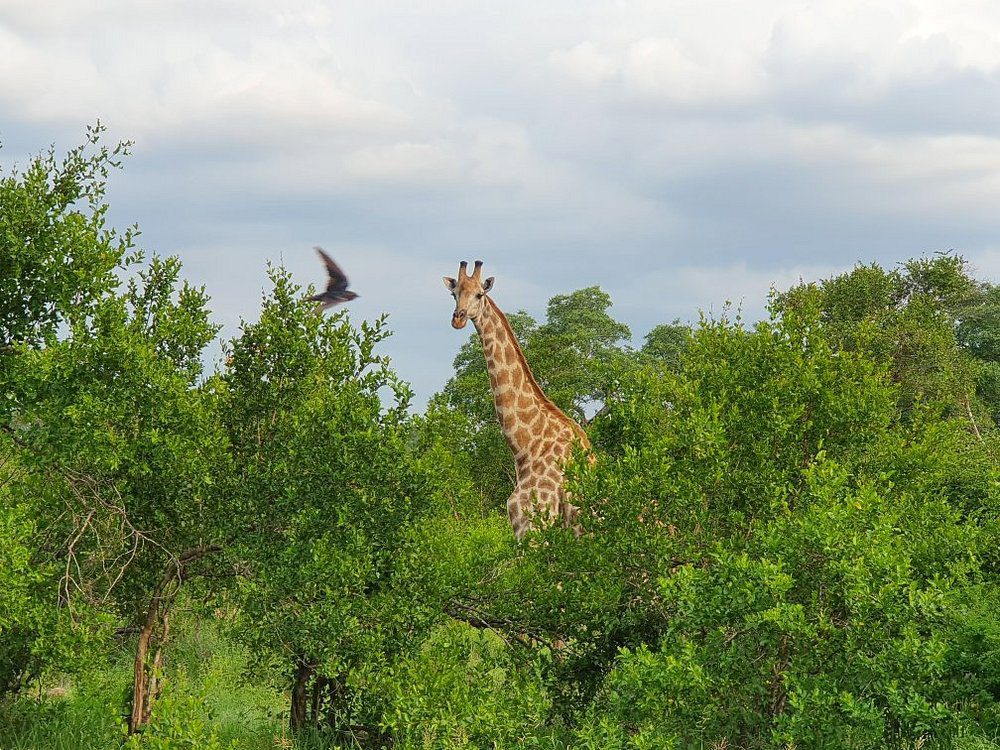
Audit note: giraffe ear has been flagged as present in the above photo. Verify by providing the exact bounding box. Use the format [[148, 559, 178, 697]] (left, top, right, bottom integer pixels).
[[443, 276, 457, 291], [482, 276, 495, 293]]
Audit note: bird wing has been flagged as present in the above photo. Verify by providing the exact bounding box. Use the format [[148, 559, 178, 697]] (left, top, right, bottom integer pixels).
[[314, 246, 349, 293]]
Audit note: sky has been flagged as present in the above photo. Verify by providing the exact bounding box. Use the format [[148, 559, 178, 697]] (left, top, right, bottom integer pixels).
[[3, 0, 1000, 406]]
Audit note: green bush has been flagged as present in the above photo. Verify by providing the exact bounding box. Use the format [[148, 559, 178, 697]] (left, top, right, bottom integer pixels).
[[125, 687, 234, 750], [466, 290, 1000, 748], [371, 620, 555, 749], [577, 456, 1000, 748]]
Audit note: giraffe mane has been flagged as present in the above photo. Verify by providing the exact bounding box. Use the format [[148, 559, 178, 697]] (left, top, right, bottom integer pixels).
[[486, 297, 591, 449]]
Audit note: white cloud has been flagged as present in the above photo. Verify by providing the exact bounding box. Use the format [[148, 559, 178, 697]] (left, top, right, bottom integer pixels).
[[550, 42, 618, 87], [3, 0, 1000, 405], [551, 34, 764, 107], [343, 142, 464, 184], [0, 1, 406, 144]]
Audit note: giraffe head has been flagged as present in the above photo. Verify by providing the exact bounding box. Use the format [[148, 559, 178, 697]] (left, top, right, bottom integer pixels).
[[443, 260, 495, 329]]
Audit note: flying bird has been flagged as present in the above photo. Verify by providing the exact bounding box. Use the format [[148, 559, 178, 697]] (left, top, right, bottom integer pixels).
[[308, 247, 359, 311]]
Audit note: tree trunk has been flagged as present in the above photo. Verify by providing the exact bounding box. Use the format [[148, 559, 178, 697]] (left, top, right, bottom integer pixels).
[[128, 545, 219, 734], [310, 675, 327, 725], [147, 612, 169, 711], [130, 594, 164, 732], [290, 660, 315, 733]]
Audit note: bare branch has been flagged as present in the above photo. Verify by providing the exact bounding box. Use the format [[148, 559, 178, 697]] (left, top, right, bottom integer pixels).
[[444, 598, 554, 647]]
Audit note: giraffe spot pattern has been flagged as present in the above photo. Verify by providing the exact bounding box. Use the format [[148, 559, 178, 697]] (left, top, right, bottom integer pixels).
[[472, 294, 590, 538]]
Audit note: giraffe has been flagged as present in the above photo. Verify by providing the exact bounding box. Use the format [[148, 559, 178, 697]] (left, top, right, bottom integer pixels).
[[443, 260, 590, 539]]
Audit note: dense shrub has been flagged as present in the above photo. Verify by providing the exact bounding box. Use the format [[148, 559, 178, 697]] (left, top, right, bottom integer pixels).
[[370, 620, 554, 749], [462, 290, 1000, 748]]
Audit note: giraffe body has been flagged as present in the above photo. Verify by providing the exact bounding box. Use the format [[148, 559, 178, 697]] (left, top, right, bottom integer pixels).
[[444, 261, 589, 538]]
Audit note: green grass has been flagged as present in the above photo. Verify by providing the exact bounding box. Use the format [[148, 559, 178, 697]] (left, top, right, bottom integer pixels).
[[0, 612, 301, 750], [0, 676, 128, 749]]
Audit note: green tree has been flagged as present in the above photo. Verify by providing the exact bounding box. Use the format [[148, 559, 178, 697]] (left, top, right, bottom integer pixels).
[[3, 257, 225, 730], [452, 286, 1000, 747], [0, 123, 134, 353], [955, 281, 1000, 427], [0, 441, 66, 698], [780, 255, 995, 430], [0, 129, 228, 731], [221, 267, 508, 736], [640, 320, 690, 371], [530, 286, 632, 419]]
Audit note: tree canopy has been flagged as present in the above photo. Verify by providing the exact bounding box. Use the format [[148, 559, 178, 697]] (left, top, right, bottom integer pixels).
[[2, 131, 1000, 750]]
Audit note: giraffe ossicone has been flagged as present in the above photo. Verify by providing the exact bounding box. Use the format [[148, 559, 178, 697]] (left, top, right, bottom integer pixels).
[[443, 260, 590, 538]]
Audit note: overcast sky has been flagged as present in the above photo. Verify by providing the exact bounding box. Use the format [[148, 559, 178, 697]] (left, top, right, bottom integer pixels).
[[3, 0, 1000, 405]]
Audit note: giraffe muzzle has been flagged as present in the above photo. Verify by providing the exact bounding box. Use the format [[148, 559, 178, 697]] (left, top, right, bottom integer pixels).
[[452, 310, 468, 329]]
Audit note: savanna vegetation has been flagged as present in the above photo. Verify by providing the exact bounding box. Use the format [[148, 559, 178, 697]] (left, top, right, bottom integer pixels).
[[3, 129, 1000, 749]]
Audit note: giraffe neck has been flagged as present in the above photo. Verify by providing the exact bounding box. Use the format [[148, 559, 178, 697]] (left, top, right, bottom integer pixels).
[[474, 297, 561, 458]]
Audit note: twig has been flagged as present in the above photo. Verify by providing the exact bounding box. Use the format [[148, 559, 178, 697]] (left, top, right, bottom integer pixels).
[[965, 396, 985, 444], [444, 598, 554, 647]]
